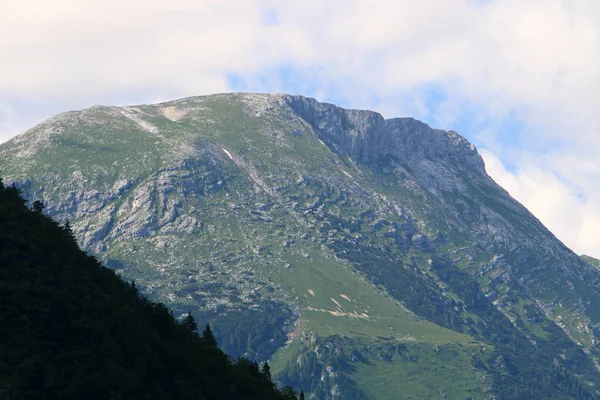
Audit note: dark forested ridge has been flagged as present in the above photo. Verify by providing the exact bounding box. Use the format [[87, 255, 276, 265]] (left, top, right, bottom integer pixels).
[[0, 179, 297, 400]]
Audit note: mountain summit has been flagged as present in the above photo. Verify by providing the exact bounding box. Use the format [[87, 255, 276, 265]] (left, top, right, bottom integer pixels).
[[2, 93, 600, 399]]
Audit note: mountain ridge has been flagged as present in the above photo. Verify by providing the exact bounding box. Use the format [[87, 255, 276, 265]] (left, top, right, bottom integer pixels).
[[583, 255, 600, 269]]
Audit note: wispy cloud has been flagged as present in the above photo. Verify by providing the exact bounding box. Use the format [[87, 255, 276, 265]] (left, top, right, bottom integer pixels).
[[2, 0, 599, 256]]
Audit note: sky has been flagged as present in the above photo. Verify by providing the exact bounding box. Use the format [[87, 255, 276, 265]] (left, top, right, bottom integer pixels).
[[1, 0, 599, 258]]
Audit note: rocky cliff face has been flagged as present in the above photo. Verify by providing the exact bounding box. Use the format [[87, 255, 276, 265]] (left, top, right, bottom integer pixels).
[[2, 93, 600, 399], [284, 95, 485, 174]]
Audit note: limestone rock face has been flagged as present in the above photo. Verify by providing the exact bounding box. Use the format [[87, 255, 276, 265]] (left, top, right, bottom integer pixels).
[[283, 94, 485, 175], [2, 93, 600, 400]]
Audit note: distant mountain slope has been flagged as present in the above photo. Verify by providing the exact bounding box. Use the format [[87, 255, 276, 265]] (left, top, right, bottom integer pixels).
[[1, 93, 599, 399], [0, 179, 294, 400], [582, 255, 600, 269]]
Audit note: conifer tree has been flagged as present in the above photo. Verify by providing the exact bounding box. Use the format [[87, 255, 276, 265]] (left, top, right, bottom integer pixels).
[[202, 323, 217, 346], [183, 312, 198, 335], [31, 200, 45, 214], [63, 220, 74, 237], [250, 361, 260, 376], [300, 390, 305, 400], [261, 362, 272, 383]]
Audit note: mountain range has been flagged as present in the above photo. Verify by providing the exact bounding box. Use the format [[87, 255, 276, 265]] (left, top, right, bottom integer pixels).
[[2, 93, 600, 399]]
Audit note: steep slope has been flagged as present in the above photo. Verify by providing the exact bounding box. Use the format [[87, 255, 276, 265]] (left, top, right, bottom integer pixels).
[[583, 255, 600, 269], [1, 93, 599, 399], [0, 179, 295, 400]]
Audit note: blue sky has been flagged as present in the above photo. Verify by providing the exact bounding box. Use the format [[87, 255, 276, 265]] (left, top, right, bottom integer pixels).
[[2, 0, 600, 257]]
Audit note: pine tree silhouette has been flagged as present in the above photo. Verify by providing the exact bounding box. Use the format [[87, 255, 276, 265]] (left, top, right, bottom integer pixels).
[[31, 200, 45, 214], [182, 311, 198, 335], [261, 362, 272, 383], [63, 220, 74, 237], [202, 323, 217, 346]]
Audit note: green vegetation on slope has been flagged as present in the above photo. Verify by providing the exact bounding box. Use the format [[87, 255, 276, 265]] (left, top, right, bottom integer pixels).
[[0, 179, 298, 400], [582, 255, 600, 269]]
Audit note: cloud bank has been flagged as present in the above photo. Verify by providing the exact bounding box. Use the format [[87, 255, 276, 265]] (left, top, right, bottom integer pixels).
[[1, 0, 599, 257]]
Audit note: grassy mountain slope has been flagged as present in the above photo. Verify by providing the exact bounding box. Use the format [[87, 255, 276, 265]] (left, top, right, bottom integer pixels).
[[1, 93, 599, 399], [582, 255, 600, 269]]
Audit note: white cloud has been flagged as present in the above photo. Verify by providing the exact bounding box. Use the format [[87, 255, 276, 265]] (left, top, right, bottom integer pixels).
[[1, 0, 600, 257], [482, 149, 600, 258]]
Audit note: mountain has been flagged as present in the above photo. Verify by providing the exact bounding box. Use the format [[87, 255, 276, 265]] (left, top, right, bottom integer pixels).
[[2, 93, 600, 399], [0, 178, 296, 400], [582, 255, 600, 269]]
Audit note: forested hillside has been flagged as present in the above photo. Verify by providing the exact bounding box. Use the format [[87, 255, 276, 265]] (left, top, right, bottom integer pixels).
[[0, 178, 298, 400]]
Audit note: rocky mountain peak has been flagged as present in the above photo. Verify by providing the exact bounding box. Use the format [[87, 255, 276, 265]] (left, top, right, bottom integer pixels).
[[280, 94, 486, 180]]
